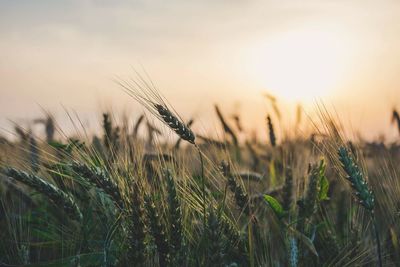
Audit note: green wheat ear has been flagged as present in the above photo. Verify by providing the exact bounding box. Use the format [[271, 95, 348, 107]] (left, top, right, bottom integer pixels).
[[3, 167, 82, 222], [207, 205, 224, 266], [126, 180, 146, 265], [165, 169, 183, 262], [70, 162, 124, 209], [338, 146, 382, 267], [144, 195, 170, 267], [338, 146, 375, 211]]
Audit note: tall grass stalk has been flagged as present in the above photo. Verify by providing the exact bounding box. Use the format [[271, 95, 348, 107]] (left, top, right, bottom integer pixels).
[[338, 146, 382, 267]]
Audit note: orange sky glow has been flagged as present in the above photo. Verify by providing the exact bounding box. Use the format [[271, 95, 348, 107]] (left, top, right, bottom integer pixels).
[[0, 1, 399, 141]]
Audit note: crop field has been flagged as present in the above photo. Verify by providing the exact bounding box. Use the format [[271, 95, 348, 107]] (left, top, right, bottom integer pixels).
[[0, 77, 400, 267], [3, 1, 400, 266]]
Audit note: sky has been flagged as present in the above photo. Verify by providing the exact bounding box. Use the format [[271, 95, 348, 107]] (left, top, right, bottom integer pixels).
[[0, 0, 399, 140]]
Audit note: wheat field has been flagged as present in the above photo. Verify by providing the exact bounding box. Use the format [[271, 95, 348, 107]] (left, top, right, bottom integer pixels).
[[0, 77, 399, 267]]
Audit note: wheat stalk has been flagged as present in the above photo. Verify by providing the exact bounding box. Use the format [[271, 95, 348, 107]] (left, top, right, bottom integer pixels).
[[392, 109, 400, 135], [117, 74, 196, 146], [221, 161, 250, 215], [155, 104, 195, 144], [3, 167, 82, 222], [33, 113, 55, 142], [220, 215, 248, 265], [214, 104, 238, 146], [102, 113, 120, 160], [296, 163, 320, 234], [174, 119, 194, 149], [338, 147, 375, 211], [338, 146, 381, 267], [126, 180, 146, 265], [282, 167, 294, 211], [70, 162, 124, 209], [207, 206, 224, 266], [29, 136, 40, 173], [117, 73, 208, 235], [144, 195, 170, 267], [165, 170, 183, 261], [198, 135, 227, 149], [267, 115, 276, 147], [236, 171, 264, 182], [133, 114, 145, 138]]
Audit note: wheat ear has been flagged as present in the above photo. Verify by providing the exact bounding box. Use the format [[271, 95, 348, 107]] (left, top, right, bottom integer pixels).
[[126, 181, 146, 265], [338, 146, 381, 267], [221, 161, 250, 215], [267, 115, 276, 147], [165, 170, 183, 260], [207, 206, 224, 266], [338, 147, 375, 211], [144, 195, 170, 267], [3, 167, 82, 222], [70, 162, 124, 209]]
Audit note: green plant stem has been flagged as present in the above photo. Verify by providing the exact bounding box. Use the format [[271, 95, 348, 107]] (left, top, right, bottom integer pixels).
[[372, 214, 383, 267], [196, 145, 206, 227]]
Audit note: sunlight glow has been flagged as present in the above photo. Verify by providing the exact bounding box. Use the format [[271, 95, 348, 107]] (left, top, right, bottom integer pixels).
[[248, 29, 352, 103]]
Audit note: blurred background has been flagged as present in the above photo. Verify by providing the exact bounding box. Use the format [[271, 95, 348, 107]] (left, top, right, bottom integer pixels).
[[0, 0, 399, 140]]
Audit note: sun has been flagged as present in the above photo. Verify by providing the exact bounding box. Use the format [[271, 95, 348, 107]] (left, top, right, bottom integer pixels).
[[247, 29, 352, 103]]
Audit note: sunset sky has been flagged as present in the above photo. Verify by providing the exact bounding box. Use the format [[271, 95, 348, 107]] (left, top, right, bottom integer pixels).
[[1, 0, 399, 140]]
